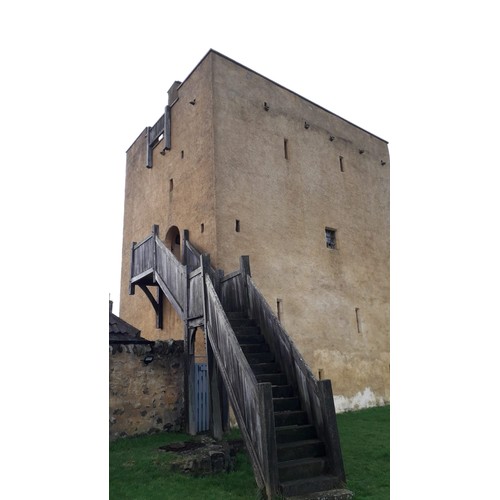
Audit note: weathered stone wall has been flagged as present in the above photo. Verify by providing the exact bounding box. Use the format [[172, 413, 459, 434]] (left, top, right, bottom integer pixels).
[[109, 340, 184, 440], [212, 53, 390, 410]]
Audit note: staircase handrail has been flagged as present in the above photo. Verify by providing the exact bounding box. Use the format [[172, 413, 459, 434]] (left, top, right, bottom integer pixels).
[[204, 274, 278, 498], [185, 239, 202, 271], [130, 233, 155, 280], [153, 234, 187, 316], [246, 275, 346, 483]]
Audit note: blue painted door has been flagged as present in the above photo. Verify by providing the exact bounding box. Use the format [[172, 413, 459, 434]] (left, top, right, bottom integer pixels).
[[195, 363, 209, 432]]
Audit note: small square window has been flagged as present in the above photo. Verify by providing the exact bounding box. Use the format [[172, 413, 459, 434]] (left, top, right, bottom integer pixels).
[[325, 228, 337, 249]]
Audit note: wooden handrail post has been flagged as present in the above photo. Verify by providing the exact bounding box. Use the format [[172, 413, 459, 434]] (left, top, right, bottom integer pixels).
[[240, 255, 251, 277], [207, 339, 223, 440], [213, 269, 224, 296], [156, 286, 163, 329], [200, 253, 211, 326], [258, 382, 279, 497], [240, 256, 251, 313], [199, 253, 225, 440], [182, 229, 189, 266], [146, 126, 152, 168], [129, 241, 136, 295], [318, 379, 346, 484], [152, 225, 159, 283], [186, 328, 196, 435]]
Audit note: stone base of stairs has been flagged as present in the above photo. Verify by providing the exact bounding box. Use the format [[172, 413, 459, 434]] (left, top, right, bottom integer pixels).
[[286, 488, 354, 500]]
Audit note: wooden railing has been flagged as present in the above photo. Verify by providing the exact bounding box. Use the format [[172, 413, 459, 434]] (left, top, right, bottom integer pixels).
[[184, 238, 201, 271], [246, 275, 346, 484], [146, 106, 171, 168], [218, 256, 250, 313], [129, 232, 344, 494], [130, 226, 186, 319], [203, 273, 278, 498], [154, 236, 186, 318], [130, 227, 220, 323], [130, 234, 155, 280]]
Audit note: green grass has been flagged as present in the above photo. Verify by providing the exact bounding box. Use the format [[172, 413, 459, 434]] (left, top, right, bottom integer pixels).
[[110, 406, 389, 499], [109, 429, 260, 500], [337, 405, 390, 499]]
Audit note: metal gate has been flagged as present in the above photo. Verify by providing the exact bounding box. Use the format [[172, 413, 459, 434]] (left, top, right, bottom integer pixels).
[[195, 363, 209, 432]]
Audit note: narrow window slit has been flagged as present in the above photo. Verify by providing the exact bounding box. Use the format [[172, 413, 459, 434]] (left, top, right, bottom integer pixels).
[[200, 223, 204, 233], [169, 178, 174, 192], [277, 299, 283, 321], [284, 139, 288, 160], [355, 308, 362, 334], [339, 156, 344, 172], [235, 220, 240, 232], [181, 150, 184, 159]]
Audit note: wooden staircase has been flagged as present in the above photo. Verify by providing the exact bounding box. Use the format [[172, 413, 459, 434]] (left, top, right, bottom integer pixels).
[[227, 312, 349, 499], [129, 227, 351, 499]]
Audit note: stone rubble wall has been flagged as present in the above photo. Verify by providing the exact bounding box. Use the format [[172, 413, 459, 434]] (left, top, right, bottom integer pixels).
[[109, 340, 184, 440]]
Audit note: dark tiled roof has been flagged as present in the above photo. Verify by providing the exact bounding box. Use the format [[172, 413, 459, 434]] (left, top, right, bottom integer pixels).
[[109, 309, 152, 345]]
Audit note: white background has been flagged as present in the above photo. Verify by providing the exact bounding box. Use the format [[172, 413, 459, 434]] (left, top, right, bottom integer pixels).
[[1, 1, 498, 498]]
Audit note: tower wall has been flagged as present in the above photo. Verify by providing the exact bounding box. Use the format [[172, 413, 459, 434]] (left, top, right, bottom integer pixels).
[[119, 54, 217, 341], [211, 53, 389, 409], [119, 50, 390, 409]]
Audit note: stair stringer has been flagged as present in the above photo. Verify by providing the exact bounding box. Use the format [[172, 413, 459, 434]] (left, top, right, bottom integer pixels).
[[203, 273, 279, 498]]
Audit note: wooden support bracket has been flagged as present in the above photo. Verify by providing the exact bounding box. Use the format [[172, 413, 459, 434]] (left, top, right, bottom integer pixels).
[[138, 284, 163, 329]]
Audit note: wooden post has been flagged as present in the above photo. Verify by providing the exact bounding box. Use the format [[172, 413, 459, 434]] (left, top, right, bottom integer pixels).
[[183, 235, 190, 323], [212, 269, 223, 295], [163, 104, 171, 151], [240, 256, 251, 314], [156, 286, 163, 329], [240, 255, 251, 277], [317, 379, 346, 484], [199, 253, 224, 439], [182, 229, 189, 266], [207, 339, 223, 440], [210, 267, 228, 431], [186, 327, 197, 435], [129, 241, 136, 295], [152, 225, 159, 283], [146, 126, 152, 168], [258, 382, 279, 498]]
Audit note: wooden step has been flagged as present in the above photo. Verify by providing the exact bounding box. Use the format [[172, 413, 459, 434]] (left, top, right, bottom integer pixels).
[[272, 385, 294, 398], [235, 334, 265, 344], [228, 318, 257, 328], [274, 410, 309, 427], [277, 438, 325, 462], [273, 397, 300, 411], [225, 311, 247, 319], [278, 456, 327, 482], [244, 351, 275, 364], [279, 475, 347, 498], [233, 326, 261, 335], [256, 373, 287, 385], [250, 362, 281, 374], [240, 343, 270, 354], [275, 424, 317, 444]]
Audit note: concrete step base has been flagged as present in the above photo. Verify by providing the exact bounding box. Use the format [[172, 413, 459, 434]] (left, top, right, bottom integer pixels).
[[280, 474, 346, 497], [285, 487, 353, 500]]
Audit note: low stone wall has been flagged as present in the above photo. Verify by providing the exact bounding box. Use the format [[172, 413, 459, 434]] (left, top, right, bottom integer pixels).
[[109, 340, 184, 440]]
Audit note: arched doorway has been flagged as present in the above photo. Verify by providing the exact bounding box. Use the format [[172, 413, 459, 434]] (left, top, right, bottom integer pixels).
[[165, 225, 181, 262]]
